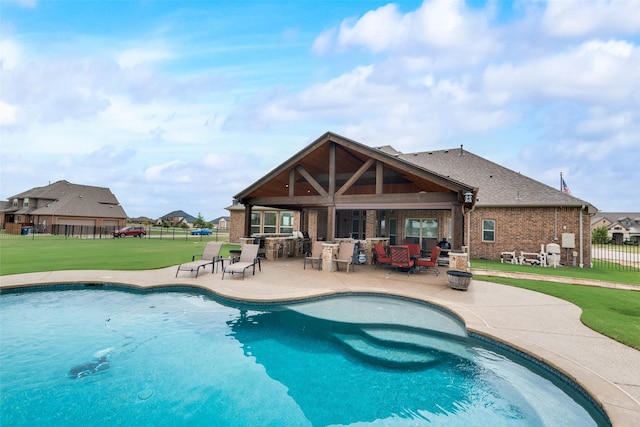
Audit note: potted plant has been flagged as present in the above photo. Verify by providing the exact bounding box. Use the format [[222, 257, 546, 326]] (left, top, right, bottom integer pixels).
[[446, 270, 473, 291]]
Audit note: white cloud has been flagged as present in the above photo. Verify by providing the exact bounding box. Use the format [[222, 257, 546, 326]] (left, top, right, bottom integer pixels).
[[116, 47, 174, 69], [483, 40, 639, 103], [0, 39, 22, 69], [543, 0, 640, 37], [312, 28, 336, 55], [144, 161, 190, 183], [337, 4, 404, 52], [0, 102, 19, 126], [325, 0, 497, 61], [3, 0, 37, 8]]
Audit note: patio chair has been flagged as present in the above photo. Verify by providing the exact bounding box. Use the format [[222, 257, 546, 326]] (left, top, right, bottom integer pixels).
[[222, 244, 261, 280], [304, 241, 324, 270], [175, 242, 223, 278], [333, 241, 356, 273], [253, 236, 266, 259], [389, 245, 415, 276], [374, 243, 392, 269], [415, 246, 441, 275], [406, 243, 421, 259]]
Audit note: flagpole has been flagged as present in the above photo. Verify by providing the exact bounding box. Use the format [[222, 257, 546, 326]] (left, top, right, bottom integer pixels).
[[560, 172, 563, 192]]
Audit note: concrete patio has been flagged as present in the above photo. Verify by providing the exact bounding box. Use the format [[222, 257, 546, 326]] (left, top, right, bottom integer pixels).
[[1, 258, 639, 426]]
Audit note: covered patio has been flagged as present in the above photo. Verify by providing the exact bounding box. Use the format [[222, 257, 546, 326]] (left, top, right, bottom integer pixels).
[[232, 132, 476, 258]]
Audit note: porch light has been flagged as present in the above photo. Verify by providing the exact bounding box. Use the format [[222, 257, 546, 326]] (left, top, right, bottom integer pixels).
[[464, 191, 473, 204]]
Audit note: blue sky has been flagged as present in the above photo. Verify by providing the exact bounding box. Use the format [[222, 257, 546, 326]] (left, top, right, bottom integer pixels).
[[1, 0, 639, 220]]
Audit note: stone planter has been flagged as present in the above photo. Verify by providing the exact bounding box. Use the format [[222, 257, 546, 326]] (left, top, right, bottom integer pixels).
[[446, 270, 473, 291]]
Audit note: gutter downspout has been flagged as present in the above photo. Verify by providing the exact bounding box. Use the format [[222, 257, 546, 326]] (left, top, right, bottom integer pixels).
[[579, 205, 584, 268]]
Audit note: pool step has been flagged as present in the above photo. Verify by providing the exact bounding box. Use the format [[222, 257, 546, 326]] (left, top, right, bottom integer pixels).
[[360, 328, 474, 361], [332, 332, 441, 370]]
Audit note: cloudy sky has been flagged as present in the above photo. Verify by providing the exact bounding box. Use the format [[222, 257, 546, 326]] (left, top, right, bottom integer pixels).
[[1, 0, 639, 220]]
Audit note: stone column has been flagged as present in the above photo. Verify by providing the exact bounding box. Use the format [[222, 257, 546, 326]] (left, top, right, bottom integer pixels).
[[321, 243, 339, 272]]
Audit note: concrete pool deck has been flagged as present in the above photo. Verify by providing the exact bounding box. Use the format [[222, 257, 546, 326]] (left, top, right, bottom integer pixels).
[[1, 259, 639, 426]]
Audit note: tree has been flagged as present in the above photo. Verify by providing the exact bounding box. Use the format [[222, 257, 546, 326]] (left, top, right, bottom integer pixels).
[[193, 213, 210, 229], [591, 226, 609, 244]]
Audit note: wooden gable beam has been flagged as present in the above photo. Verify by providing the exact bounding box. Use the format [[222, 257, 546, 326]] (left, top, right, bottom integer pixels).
[[289, 168, 295, 197], [295, 165, 328, 197], [376, 161, 383, 194], [335, 158, 376, 196]]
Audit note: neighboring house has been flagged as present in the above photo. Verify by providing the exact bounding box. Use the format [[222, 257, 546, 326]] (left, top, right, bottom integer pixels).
[[0, 180, 127, 234], [129, 216, 154, 224], [156, 210, 197, 227], [229, 132, 596, 266], [210, 216, 230, 229], [591, 212, 640, 244]]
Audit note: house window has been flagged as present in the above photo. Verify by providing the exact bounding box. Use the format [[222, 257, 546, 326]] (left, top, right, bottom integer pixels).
[[23, 198, 29, 208], [405, 218, 438, 249], [12, 198, 18, 208], [251, 213, 261, 235], [279, 212, 293, 234], [482, 219, 495, 242], [263, 211, 277, 234]]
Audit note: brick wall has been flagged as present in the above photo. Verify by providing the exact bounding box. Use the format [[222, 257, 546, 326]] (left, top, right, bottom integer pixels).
[[229, 210, 245, 243], [469, 206, 591, 265]]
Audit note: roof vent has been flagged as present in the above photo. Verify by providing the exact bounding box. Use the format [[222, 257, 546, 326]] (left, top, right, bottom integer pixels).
[[459, 144, 464, 155]]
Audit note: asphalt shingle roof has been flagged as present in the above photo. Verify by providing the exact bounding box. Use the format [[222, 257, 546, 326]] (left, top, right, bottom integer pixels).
[[389, 147, 595, 210], [5, 180, 127, 218]]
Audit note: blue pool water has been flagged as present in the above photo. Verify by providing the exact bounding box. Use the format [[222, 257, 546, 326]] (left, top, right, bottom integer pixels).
[[0, 287, 609, 426]]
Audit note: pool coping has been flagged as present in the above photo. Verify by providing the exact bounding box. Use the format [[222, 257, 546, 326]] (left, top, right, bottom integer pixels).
[[1, 260, 639, 426]]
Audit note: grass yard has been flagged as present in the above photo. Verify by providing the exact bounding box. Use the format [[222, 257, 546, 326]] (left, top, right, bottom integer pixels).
[[0, 236, 238, 276], [471, 258, 639, 285]]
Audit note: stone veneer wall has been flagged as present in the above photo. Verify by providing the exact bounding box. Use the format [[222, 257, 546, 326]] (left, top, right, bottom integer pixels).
[[468, 206, 591, 266], [228, 210, 245, 244]]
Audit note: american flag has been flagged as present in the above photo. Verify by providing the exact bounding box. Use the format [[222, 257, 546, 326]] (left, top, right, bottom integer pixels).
[[561, 177, 572, 195]]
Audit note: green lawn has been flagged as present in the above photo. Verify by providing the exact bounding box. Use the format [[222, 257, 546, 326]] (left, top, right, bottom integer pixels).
[[1, 238, 638, 349], [0, 236, 239, 275], [470, 258, 639, 285]]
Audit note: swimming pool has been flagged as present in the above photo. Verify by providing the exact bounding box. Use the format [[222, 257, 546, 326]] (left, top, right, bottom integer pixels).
[[0, 286, 609, 426]]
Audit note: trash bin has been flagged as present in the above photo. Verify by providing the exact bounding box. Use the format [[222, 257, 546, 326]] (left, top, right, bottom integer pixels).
[[21, 227, 29, 235]]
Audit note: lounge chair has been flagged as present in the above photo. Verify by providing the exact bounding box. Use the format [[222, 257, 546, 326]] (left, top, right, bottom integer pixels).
[[415, 246, 441, 275], [389, 245, 415, 275], [175, 242, 223, 278], [333, 241, 355, 273], [374, 243, 392, 269], [222, 244, 261, 280], [304, 241, 324, 270]]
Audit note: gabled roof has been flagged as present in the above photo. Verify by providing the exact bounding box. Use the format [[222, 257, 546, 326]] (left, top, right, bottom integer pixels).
[[4, 180, 127, 218], [160, 210, 197, 223], [234, 132, 475, 208], [394, 147, 596, 212], [591, 212, 640, 226]]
